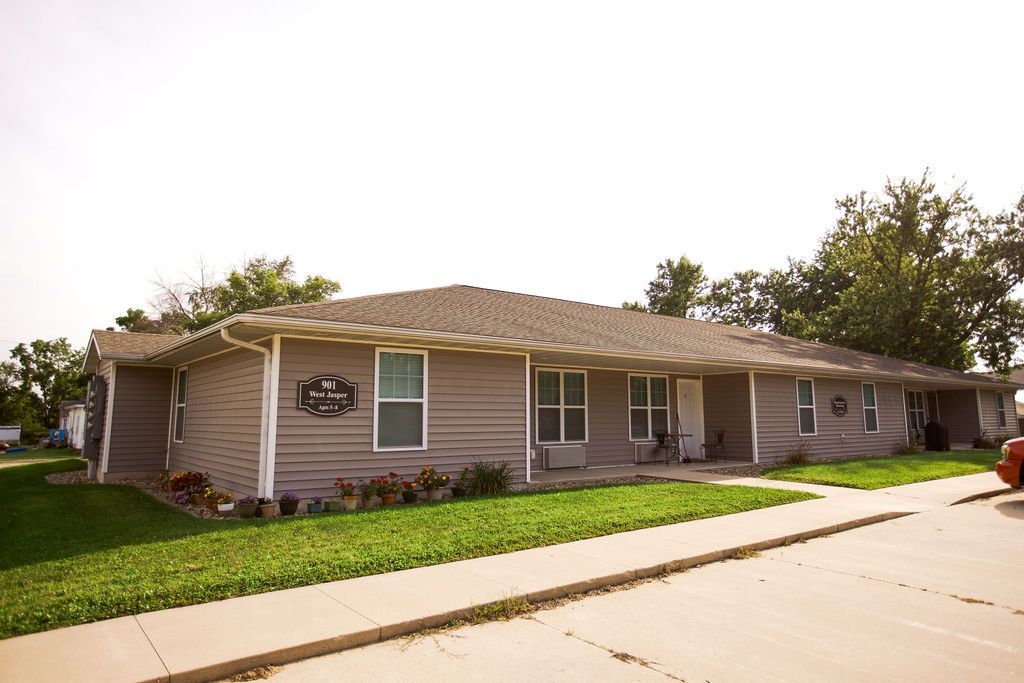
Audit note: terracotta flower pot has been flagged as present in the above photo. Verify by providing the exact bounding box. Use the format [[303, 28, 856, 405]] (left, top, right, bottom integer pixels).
[[256, 502, 276, 518], [236, 502, 258, 519], [343, 496, 359, 511], [279, 500, 299, 516], [206, 500, 219, 511], [190, 493, 204, 506], [380, 493, 396, 506]]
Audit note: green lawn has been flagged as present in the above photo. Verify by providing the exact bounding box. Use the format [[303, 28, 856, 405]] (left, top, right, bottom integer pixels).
[[0, 447, 80, 462], [762, 450, 1001, 490], [0, 459, 817, 639]]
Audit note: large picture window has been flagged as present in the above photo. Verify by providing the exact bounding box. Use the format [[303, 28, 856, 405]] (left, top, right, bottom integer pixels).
[[629, 375, 669, 440], [536, 369, 587, 443], [996, 392, 1007, 428], [796, 378, 816, 436], [862, 382, 879, 433], [172, 368, 188, 443], [375, 349, 427, 450]]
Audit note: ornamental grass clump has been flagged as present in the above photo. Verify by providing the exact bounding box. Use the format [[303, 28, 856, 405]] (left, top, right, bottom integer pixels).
[[469, 460, 513, 495]]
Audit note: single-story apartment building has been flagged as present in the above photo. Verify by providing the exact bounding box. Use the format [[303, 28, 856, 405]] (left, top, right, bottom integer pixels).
[[80, 285, 1023, 499]]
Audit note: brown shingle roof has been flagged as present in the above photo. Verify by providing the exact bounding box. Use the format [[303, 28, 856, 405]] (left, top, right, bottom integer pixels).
[[250, 285, 1017, 387], [91, 329, 183, 357]]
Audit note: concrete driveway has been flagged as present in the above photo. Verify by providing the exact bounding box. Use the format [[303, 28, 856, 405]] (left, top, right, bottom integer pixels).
[[265, 491, 1024, 682]]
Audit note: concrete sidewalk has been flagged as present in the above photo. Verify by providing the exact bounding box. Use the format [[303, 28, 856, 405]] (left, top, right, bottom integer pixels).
[[0, 473, 1010, 683]]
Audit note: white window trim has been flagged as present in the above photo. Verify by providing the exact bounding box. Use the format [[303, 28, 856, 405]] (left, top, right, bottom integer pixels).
[[796, 377, 817, 436], [172, 367, 188, 444], [995, 392, 1007, 428], [907, 389, 926, 432], [373, 348, 428, 452], [861, 382, 879, 434], [535, 367, 588, 444], [627, 374, 670, 442]]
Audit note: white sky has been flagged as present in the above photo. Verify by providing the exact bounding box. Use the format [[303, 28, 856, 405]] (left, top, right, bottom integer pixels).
[[2, 0, 1023, 353]]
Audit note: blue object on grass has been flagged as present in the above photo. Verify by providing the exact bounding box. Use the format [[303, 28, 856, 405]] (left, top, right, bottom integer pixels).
[[5, 447, 27, 454]]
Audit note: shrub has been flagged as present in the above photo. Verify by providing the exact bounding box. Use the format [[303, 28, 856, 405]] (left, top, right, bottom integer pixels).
[[973, 434, 997, 449], [893, 442, 922, 455], [781, 441, 814, 466], [470, 460, 513, 495]]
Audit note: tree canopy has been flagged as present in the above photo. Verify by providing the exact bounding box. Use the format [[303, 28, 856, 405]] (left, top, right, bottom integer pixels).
[[625, 173, 1024, 373], [115, 255, 341, 334], [1, 338, 87, 436]]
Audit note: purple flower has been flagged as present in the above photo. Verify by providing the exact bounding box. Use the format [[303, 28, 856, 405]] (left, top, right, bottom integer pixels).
[[279, 492, 300, 502]]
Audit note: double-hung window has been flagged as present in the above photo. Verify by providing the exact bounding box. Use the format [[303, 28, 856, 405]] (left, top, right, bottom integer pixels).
[[375, 349, 427, 450], [907, 390, 926, 431], [862, 382, 879, 433], [796, 378, 816, 436], [536, 369, 587, 443], [996, 393, 1007, 428], [629, 375, 669, 440], [172, 368, 188, 443]]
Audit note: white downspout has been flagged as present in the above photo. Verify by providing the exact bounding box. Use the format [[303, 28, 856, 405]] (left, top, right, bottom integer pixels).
[[220, 329, 272, 498]]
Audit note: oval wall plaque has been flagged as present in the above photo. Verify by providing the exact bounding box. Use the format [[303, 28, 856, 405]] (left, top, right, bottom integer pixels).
[[298, 375, 358, 416]]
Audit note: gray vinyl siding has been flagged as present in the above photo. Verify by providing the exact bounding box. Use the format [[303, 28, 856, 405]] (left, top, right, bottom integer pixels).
[[701, 373, 752, 461], [106, 365, 173, 474], [530, 368, 702, 468], [167, 348, 264, 496], [754, 373, 905, 462], [274, 338, 527, 499], [980, 390, 1020, 437], [935, 389, 980, 442]]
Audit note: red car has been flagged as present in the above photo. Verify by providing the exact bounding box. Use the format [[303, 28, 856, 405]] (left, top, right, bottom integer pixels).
[[996, 437, 1024, 488]]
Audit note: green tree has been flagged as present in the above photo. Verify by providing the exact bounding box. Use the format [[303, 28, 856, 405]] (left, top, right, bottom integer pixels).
[[115, 255, 342, 334], [622, 256, 707, 318], [628, 173, 1024, 373], [4, 339, 87, 429]]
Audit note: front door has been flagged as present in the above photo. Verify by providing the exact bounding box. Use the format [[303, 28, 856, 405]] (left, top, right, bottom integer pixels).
[[676, 379, 704, 460]]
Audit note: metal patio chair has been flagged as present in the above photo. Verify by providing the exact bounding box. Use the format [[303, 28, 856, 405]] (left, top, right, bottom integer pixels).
[[656, 432, 693, 465], [702, 430, 727, 462]]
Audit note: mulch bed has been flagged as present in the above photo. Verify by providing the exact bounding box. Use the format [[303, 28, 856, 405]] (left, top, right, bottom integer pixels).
[[45, 469, 231, 520]]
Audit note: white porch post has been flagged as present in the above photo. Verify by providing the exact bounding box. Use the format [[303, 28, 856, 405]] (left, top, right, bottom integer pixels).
[[525, 353, 531, 483], [748, 370, 758, 464]]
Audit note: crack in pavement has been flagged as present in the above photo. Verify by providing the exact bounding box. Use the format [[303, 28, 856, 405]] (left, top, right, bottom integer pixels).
[[531, 614, 688, 682], [765, 554, 1023, 613]]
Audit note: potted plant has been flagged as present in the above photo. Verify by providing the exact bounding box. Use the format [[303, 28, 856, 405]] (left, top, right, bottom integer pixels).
[[306, 496, 324, 514], [203, 486, 221, 511], [279, 492, 300, 516], [324, 494, 342, 512], [415, 465, 451, 501], [360, 479, 378, 508], [216, 492, 234, 515], [378, 471, 402, 505], [401, 480, 418, 504], [237, 495, 259, 518], [333, 479, 358, 509], [451, 467, 470, 497], [256, 497, 276, 518], [335, 478, 358, 511]]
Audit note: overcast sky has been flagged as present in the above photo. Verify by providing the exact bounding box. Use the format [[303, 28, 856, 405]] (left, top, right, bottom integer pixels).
[[2, 0, 1023, 351]]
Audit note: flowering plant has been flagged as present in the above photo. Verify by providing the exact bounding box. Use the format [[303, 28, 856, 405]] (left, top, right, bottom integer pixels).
[[312, 496, 322, 504], [378, 472, 403, 495], [217, 491, 233, 504], [334, 478, 357, 497], [402, 480, 416, 491], [171, 490, 190, 505], [168, 471, 209, 493], [239, 495, 258, 505], [358, 480, 375, 500], [279, 492, 300, 502], [414, 465, 451, 490]]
